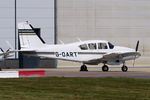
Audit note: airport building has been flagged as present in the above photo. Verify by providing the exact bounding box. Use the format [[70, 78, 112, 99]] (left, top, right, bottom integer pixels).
[[0, 0, 150, 68]]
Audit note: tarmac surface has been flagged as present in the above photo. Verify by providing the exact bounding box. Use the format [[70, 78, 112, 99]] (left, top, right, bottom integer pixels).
[[3, 67, 150, 79], [44, 67, 150, 79], [46, 71, 150, 79]]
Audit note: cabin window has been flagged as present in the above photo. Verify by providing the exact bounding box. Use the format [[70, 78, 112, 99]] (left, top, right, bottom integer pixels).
[[98, 43, 108, 49], [108, 42, 114, 49], [79, 44, 88, 50], [88, 43, 97, 50]]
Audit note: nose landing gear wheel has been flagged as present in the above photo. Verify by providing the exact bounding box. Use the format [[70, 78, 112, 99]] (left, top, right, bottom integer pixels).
[[102, 65, 109, 72], [80, 65, 88, 71], [121, 66, 128, 72]]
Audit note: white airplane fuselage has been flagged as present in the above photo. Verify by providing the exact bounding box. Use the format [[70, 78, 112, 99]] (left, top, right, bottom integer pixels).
[[23, 40, 140, 65]]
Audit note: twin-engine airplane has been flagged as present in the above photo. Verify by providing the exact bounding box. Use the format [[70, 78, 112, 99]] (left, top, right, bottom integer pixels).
[[18, 21, 141, 72]]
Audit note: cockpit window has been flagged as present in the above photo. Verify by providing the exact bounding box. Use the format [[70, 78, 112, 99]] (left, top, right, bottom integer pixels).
[[79, 44, 88, 50], [98, 43, 108, 49], [108, 42, 114, 49], [88, 43, 97, 50]]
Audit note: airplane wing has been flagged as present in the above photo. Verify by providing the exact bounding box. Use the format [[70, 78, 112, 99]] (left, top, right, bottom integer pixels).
[[102, 52, 141, 61], [86, 52, 141, 65]]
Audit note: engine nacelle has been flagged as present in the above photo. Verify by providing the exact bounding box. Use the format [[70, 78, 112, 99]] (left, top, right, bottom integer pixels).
[[107, 60, 123, 65]]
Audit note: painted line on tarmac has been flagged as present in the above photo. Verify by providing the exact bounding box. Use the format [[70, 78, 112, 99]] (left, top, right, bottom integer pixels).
[[0, 70, 46, 78]]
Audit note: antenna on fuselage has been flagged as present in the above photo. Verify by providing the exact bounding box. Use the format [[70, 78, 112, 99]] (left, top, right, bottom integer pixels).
[[58, 40, 64, 44], [76, 38, 82, 42]]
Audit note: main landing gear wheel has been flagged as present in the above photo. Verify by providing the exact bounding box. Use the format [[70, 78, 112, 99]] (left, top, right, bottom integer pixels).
[[102, 65, 109, 72], [80, 65, 88, 71], [121, 66, 128, 72]]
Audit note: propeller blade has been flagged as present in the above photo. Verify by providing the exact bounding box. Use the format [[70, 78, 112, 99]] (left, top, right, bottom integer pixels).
[[5, 40, 14, 50], [6, 48, 11, 53], [135, 40, 139, 52], [0, 48, 4, 52], [133, 40, 140, 67]]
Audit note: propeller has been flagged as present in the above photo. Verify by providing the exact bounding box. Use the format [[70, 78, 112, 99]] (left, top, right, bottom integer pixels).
[[135, 40, 139, 52], [0, 48, 11, 59], [0, 48, 4, 53], [133, 40, 139, 67], [6, 48, 11, 53]]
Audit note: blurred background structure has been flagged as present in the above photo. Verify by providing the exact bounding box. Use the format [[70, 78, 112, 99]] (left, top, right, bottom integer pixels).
[[0, 0, 150, 68]]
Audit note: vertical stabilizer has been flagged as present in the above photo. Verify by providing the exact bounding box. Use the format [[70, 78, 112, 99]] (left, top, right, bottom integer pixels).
[[18, 21, 44, 49]]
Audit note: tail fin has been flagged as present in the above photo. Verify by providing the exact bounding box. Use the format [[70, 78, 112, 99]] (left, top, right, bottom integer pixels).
[[18, 21, 45, 49]]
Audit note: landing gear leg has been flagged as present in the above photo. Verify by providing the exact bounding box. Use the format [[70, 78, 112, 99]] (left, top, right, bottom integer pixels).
[[80, 64, 88, 71], [102, 64, 109, 72], [121, 63, 128, 72]]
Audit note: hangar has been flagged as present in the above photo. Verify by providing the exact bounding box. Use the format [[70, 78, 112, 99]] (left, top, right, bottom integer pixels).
[[57, 0, 150, 67], [0, 0, 149, 68]]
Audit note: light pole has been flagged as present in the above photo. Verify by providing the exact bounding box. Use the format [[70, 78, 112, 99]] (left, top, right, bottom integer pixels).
[[15, 0, 17, 58]]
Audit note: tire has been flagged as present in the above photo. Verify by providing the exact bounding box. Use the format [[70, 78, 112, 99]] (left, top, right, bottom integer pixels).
[[122, 66, 128, 72], [80, 65, 88, 71], [102, 65, 109, 72]]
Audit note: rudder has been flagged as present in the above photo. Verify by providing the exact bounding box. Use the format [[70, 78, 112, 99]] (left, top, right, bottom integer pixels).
[[18, 21, 44, 49]]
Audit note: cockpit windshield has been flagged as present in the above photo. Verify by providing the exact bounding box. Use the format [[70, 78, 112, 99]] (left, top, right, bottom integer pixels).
[[108, 42, 114, 49]]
